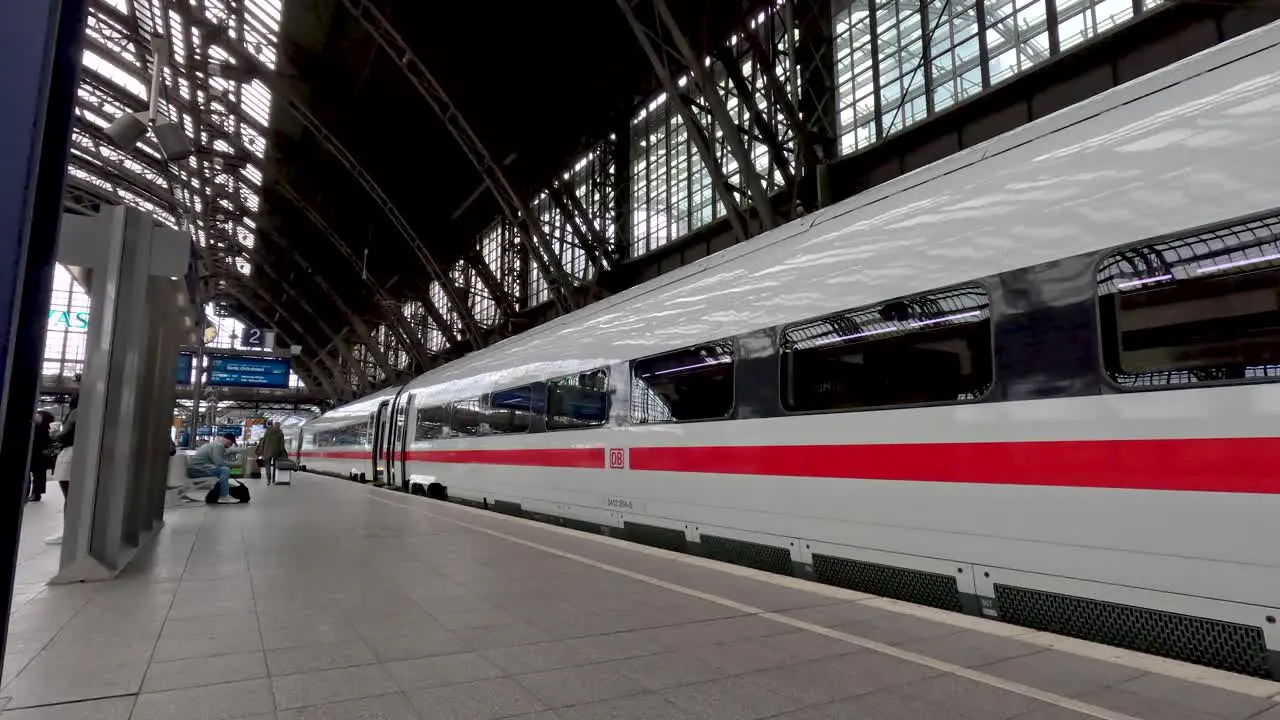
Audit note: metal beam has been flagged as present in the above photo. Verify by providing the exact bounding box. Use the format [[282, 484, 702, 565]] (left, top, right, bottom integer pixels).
[[207, 248, 370, 398], [784, 0, 838, 206], [460, 245, 518, 320], [711, 44, 795, 192], [337, 0, 579, 314], [216, 272, 353, 400], [650, 0, 781, 232], [273, 177, 434, 368], [165, 0, 483, 350], [67, 132, 180, 213], [547, 185, 607, 276], [615, 0, 750, 243], [217, 282, 344, 400], [611, 124, 632, 261], [253, 225, 399, 386], [283, 101, 475, 349]]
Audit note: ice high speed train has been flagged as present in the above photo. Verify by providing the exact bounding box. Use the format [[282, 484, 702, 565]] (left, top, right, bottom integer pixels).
[[296, 23, 1280, 678]]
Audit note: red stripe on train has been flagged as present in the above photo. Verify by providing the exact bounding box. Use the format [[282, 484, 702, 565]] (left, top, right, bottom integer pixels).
[[304, 447, 606, 469], [404, 448, 606, 469], [628, 438, 1280, 494], [304, 438, 1280, 494], [303, 450, 369, 460]]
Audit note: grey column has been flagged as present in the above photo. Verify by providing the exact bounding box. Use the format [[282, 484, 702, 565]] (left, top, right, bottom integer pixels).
[[55, 207, 194, 582]]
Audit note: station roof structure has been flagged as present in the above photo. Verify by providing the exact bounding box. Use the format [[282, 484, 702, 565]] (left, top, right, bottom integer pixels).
[[65, 0, 1280, 402]]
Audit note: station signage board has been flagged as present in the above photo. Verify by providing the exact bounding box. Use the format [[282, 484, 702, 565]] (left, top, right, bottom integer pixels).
[[196, 425, 243, 437], [48, 309, 89, 330], [206, 354, 291, 389]]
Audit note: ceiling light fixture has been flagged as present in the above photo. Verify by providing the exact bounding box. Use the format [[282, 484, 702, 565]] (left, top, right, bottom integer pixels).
[[103, 35, 194, 162]]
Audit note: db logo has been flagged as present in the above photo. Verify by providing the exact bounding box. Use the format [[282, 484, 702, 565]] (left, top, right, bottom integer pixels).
[[609, 448, 626, 469]]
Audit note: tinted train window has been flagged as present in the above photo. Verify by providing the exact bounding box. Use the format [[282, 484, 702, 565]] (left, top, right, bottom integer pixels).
[[1098, 216, 1280, 387], [415, 405, 450, 440], [547, 369, 610, 430], [485, 386, 534, 434], [781, 286, 993, 412], [314, 420, 371, 447], [449, 398, 485, 436], [631, 341, 735, 423]]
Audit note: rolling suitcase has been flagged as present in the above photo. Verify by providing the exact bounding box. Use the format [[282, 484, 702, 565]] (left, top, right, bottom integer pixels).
[[274, 458, 296, 486]]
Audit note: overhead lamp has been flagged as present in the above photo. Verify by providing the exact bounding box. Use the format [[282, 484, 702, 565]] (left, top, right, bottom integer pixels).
[[103, 35, 194, 162]]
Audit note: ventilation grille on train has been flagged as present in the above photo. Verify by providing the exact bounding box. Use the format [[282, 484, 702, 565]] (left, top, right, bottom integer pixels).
[[813, 554, 962, 612], [623, 522, 688, 553], [994, 584, 1272, 679], [700, 535, 792, 575]]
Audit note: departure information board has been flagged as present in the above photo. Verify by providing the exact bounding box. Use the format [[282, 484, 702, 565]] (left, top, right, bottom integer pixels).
[[207, 355, 291, 389]]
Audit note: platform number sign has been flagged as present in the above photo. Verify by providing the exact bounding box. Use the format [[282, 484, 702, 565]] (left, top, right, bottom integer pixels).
[[242, 327, 266, 347], [609, 448, 626, 470]]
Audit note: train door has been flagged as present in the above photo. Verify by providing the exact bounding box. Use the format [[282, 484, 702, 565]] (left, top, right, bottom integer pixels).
[[372, 401, 391, 484], [390, 393, 410, 491]]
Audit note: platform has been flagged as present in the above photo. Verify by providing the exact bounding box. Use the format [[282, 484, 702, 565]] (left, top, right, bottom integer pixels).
[[3, 476, 1279, 720]]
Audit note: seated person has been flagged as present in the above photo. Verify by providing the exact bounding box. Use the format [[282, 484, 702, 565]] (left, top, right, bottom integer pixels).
[[186, 433, 239, 504]]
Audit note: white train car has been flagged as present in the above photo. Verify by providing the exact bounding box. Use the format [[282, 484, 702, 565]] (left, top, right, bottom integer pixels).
[[299, 23, 1280, 678], [296, 386, 399, 481]]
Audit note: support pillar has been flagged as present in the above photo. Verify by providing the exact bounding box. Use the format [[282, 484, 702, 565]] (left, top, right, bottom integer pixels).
[[53, 207, 195, 582], [612, 124, 632, 262], [0, 0, 90, 678], [794, 0, 839, 208]]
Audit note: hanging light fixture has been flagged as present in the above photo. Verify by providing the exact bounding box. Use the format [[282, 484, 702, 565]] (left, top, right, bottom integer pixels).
[[103, 35, 193, 162]]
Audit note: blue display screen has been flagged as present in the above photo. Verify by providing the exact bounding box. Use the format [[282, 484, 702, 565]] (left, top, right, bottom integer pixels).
[[207, 355, 291, 389], [196, 425, 243, 437]]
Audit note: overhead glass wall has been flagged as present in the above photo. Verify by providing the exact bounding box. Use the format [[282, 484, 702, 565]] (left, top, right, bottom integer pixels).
[[835, 0, 1166, 155], [529, 143, 616, 305]]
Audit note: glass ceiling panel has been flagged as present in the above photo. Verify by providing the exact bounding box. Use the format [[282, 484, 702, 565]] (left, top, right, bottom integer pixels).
[[71, 0, 285, 283]]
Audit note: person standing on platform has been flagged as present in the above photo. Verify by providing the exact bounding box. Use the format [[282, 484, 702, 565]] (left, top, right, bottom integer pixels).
[[26, 411, 54, 502], [46, 396, 78, 545], [258, 420, 287, 486], [187, 433, 238, 503]]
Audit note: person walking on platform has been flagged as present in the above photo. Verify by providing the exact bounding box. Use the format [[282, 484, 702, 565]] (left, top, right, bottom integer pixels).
[[45, 397, 78, 545], [258, 420, 287, 486], [26, 411, 54, 502], [187, 433, 239, 504]]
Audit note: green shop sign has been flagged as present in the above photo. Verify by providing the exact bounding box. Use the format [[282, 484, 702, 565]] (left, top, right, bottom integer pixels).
[[48, 310, 90, 330]]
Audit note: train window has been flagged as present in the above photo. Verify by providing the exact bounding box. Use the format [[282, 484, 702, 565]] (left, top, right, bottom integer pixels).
[[414, 404, 451, 440], [449, 398, 485, 436], [631, 341, 735, 423], [484, 386, 534, 434], [1098, 216, 1280, 387], [547, 369, 610, 430], [313, 420, 371, 447], [781, 286, 993, 412]]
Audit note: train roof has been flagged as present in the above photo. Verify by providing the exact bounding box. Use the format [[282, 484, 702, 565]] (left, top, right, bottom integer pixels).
[[305, 384, 400, 427], [318, 21, 1280, 414]]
